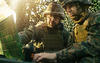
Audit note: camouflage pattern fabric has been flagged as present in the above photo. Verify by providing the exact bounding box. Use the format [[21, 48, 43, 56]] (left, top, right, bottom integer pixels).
[[19, 22, 72, 51], [56, 12, 100, 63], [18, 21, 74, 62]]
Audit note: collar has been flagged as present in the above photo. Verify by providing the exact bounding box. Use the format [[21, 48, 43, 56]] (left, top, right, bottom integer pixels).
[[74, 12, 90, 25]]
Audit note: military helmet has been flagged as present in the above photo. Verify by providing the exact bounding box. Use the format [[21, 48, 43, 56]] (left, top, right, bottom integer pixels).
[[63, 0, 92, 8], [44, 2, 65, 19]]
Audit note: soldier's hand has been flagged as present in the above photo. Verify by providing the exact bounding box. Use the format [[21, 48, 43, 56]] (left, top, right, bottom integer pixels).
[[33, 52, 57, 62]]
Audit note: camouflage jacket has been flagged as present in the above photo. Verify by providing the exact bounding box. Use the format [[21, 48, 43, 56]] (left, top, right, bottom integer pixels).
[[56, 12, 100, 63], [18, 22, 73, 51]]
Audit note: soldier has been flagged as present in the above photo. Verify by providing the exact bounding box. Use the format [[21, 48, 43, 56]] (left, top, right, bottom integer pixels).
[[33, 0, 100, 63], [19, 2, 72, 62]]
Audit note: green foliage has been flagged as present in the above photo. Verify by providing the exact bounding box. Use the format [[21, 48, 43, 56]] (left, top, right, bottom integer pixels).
[[61, 14, 74, 32], [6, 0, 100, 31], [89, 0, 100, 12]]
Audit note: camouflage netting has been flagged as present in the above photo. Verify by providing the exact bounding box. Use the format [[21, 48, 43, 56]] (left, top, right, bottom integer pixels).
[[5, 0, 99, 32], [89, 0, 100, 12]]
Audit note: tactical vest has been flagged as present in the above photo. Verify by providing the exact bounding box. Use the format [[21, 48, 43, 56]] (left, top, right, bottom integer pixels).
[[34, 22, 66, 52], [41, 30, 64, 51], [74, 17, 89, 42]]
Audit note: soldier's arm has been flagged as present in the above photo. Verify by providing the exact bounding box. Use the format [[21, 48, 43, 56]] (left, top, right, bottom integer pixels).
[[18, 26, 35, 45], [56, 14, 100, 62], [63, 29, 75, 49], [18, 22, 45, 45]]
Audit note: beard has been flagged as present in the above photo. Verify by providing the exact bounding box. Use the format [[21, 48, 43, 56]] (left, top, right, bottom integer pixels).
[[70, 15, 82, 21]]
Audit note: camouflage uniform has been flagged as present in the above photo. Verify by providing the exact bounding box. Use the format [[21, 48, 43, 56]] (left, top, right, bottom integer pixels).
[[56, 0, 100, 63], [19, 2, 73, 62], [19, 22, 71, 51]]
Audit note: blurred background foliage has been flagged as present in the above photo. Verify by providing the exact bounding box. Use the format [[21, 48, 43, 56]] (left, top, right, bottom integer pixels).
[[5, 0, 100, 32]]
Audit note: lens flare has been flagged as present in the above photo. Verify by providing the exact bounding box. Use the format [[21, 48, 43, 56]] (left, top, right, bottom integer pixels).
[[0, 0, 16, 24]]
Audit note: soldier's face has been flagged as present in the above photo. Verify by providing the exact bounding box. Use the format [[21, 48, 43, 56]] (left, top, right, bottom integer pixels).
[[46, 15, 61, 28], [65, 3, 82, 20]]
